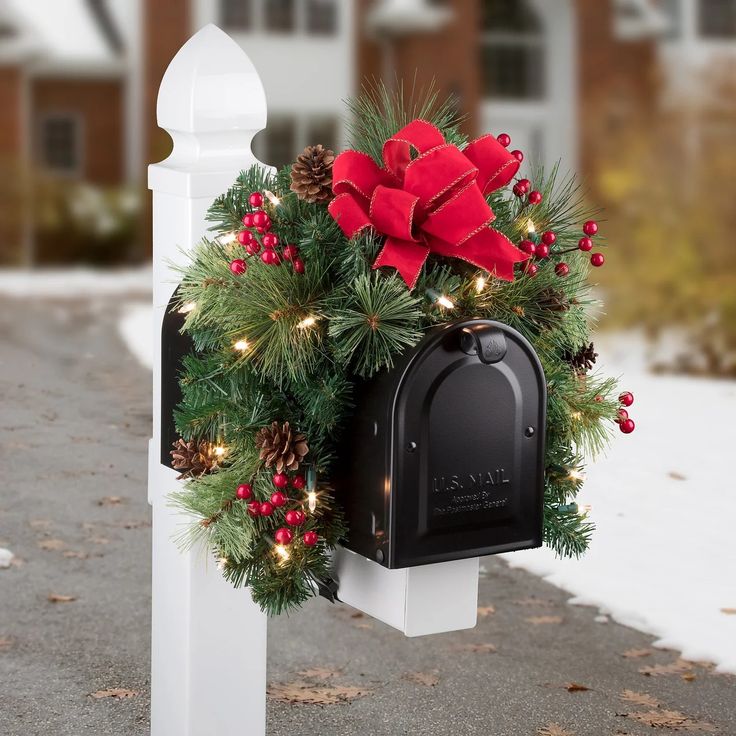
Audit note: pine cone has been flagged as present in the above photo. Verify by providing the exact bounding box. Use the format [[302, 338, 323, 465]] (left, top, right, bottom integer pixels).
[[564, 342, 598, 374], [290, 145, 335, 204], [537, 288, 570, 313], [255, 421, 309, 473], [170, 438, 220, 480]]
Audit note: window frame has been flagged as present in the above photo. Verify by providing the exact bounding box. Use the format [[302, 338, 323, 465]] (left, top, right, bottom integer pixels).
[[219, 0, 338, 36], [37, 112, 84, 177], [697, 0, 736, 40]]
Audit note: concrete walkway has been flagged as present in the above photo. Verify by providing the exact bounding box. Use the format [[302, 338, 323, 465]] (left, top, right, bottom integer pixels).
[[0, 295, 733, 736]]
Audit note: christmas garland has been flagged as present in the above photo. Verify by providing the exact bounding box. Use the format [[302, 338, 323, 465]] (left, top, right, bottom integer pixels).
[[170, 89, 634, 616]]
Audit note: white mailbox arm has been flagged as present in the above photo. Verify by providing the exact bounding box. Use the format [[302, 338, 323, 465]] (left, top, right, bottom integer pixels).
[[148, 25, 268, 736]]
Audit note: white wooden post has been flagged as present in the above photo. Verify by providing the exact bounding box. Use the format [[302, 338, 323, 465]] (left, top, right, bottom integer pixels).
[[148, 25, 268, 736]]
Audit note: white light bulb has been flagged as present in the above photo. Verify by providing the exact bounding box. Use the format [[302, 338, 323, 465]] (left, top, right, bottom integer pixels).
[[297, 316, 318, 330], [178, 302, 196, 314], [475, 276, 487, 293], [214, 446, 226, 457], [526, 218, 536, 235], [264, 190, 281, 207], [220, 232, 237, 245], [307, 491, 317, 512], [233, 339, 249, 352], [275, 544, 290, 562], [568, 469, 586, 482], [437, 295, 454, 309]]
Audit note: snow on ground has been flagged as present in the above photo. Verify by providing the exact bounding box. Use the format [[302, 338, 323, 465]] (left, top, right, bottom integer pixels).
[[0, 268, 150, 299], [115, 304, 736, 672]]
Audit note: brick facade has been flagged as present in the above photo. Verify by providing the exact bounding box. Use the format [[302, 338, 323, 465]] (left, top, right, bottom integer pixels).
[[0, 65, 24, 263]]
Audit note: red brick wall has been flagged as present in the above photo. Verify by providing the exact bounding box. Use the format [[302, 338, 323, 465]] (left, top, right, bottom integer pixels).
[[32, 78, 124, 183], [0, 66, 24, 263]]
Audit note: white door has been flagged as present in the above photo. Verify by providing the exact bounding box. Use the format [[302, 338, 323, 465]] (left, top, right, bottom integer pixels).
[[480, 0, 576, 172]]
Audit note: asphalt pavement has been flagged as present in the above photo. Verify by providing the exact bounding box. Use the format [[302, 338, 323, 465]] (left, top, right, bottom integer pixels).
[[0, 295, 734, 736]]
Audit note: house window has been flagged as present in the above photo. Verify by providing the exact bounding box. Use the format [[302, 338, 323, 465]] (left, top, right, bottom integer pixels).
[[481, 0, 545, 100], [220, 0, 337, 34], [221, 0, 253, 30], [306, 117, 338, 150], [39, 115, 81, 174], [698, 0, 736, 38], [255, 115, 339, 169]]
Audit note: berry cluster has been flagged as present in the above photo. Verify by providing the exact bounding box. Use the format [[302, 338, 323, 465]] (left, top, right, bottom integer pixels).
[[496, 133, 543, 206], [616, 391, 636, 434], [229, 191, 305, 276], [234, 471, 319, 549]]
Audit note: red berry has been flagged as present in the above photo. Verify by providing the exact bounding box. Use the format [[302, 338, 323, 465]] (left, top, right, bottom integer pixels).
[[229, 259, 246, 275], [578, 236, 593, 252], [535, 243, 550, 259], [262, 232, 279, 249], [303, 531, 319, 547], [285, 510, 306, 527], [617, 408, 629, 422], [541, 231, 556, 246], [245, 241, 261, 256], [242, 213, 254, 228], [252, 210, 268, 228], [249, 192, 264, 208], [511, 149, 524, 162], [293, 258, 305, 274], [256, 226, 266, 234], [522, 261, 538, 277], [237, 230, 253, 245], [291, 475, 306, 490], [519, 239, 536, 255], [272, 472, 288, 488], [271, 251, 282, 265], [259, 501, 274, 517], [274, 527, 293, 545], [283, 245, 299, 261], [261, 250, 275, 265], [270, 491, 287, 508], [555, 262, 570, 277], [497, 132, 511, 148], [517, 178, 531, 192], [619, 391, 634, 407], [583, 220, 598, 236], [247, 500, 261, 517], [594, 395, 603, 402], [619, 418, 635, 434], [513, 184, 525, 198], [590, 252, 605, 267], [528, 190, 543, 205], [236, 483, 252, 500]]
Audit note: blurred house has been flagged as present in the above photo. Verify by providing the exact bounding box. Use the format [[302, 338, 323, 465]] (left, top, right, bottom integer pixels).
[[1, 0, 736, 264]]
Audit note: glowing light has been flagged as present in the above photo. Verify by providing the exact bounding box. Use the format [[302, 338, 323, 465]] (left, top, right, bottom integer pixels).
[[568, 468, 586, 482], [577, 503, 592, 516], [219, 232, 237, 245], [570, 411, 582, 420], [307, 491, 317, 512], [178, 302, 196, 314], [217, 556, 228, 570], [475, 275, 487, 293], [297, 316, 318, 330], [214, 446, 226, 458], [437, 295, 455, 309], [526, 218, 536, 235], [275, 544, 290, 563], [264, 189, 281, 207], [233, 339, 249, 352]]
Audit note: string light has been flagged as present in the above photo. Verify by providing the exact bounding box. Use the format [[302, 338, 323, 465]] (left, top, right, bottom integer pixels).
[[178, 302, 196, 314], [307, 491, 317, 512], [567, 468, 586, 482], [475, 275, 487, 293], [264, 189, 281, 207], [437, 295, 455, 309], [577, 503, 592, 516], [233, 339, 249, 352], [214, 446, 227, 458], [274, 544, 290, 563], [219, 232, 237, 245], [570, 411, 582, 420], [216, 556, 229, 570], [297, 316, 318, 330], [526, 218, 536, 235]]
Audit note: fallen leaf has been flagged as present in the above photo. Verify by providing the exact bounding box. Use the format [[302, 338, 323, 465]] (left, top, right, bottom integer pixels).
[[350, 611, 364, 619], [98, 496, 124, 506], [620, 690, 661, 708], [622, 648, 652, 659], [454, 643, 497, 653], [564, 682, 590, 692], [526, 615, 563, 625], [63, 550, 90, 559], [404, 670, 439, 687], [477, 605, 496, 617], [721, 608, 736, 615], [682, 673, 697, 682], [538, 724, 576, 736], [48, 594, 76, 603], [668, 471, 687, 481], [514, 597, 556, 608], [89, 688, 138, 699], [38, 538, 66, 551], [626, 709, 715, 731], [296, 668, 340, 681], [267, 681, 369, 706], [0, 637, 13, 650], [639, 659, 693, 677]]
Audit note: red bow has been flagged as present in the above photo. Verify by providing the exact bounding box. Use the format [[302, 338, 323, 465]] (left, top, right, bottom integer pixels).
[[328, 120, 528, 289]]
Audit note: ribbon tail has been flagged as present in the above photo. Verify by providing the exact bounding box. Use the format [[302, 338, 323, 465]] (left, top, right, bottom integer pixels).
[[328, 193, 372, 239], [373, 237, 430, 289], [428, 228, 528, 282]]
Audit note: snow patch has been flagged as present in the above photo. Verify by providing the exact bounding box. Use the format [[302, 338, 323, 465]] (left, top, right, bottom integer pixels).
[[0, 268, 151, 298]]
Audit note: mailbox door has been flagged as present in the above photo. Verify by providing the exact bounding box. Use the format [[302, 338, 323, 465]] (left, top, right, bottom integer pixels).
[[389, 320, 545, 568]]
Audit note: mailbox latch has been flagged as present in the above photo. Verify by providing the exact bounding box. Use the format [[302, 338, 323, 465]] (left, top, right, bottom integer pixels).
[[459, 324, 507, 364]]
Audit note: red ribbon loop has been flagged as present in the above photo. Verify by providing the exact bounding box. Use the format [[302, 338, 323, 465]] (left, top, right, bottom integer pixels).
[[328, 120, 527, 289]]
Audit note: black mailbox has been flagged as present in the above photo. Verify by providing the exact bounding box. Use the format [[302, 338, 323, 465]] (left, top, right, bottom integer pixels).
[[335, 319, 546, 569]]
